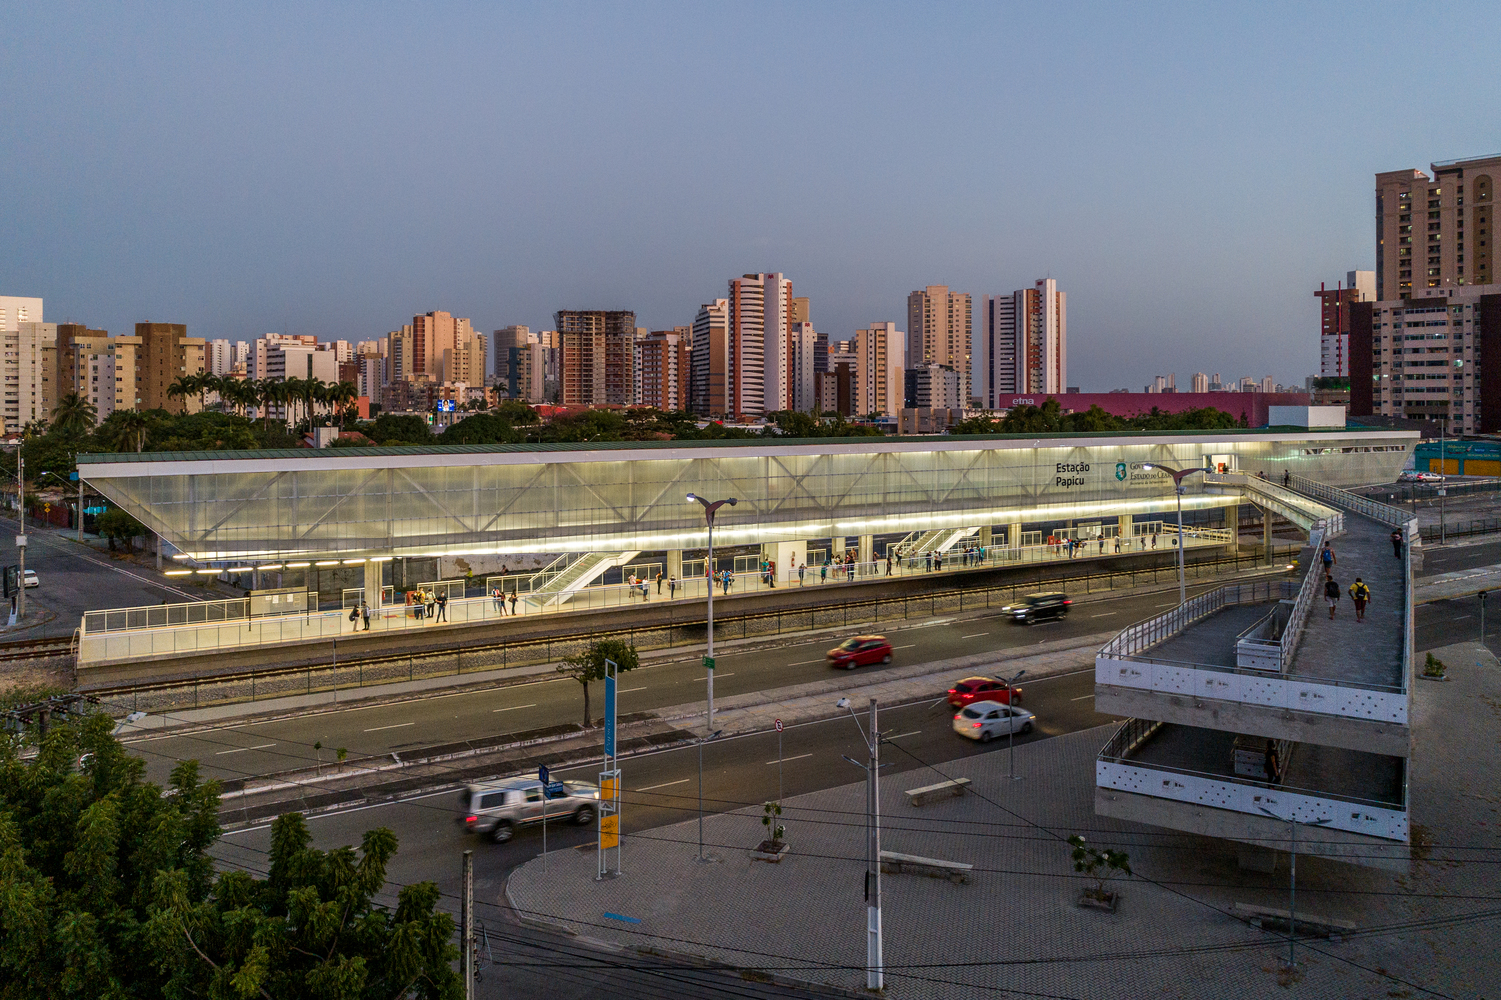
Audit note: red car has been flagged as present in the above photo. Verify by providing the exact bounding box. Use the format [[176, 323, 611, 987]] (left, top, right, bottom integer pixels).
[[827, 635, 894, 669], [947, 676, 1023, 709]]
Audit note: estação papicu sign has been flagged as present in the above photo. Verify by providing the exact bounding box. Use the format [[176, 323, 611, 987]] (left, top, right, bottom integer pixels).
[[1055, 462, 1090, 487]]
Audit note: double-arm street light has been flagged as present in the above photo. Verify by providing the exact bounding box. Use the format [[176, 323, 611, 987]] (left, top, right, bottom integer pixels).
[[837, 696, 884, 992], [1141, 463, 1206, 607], [686, 493, 737, 727], [1258, 806, 1332, 976]]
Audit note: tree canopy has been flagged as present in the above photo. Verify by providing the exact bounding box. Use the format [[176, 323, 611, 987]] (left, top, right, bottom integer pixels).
[[0, 714, 461, 1000], [947, 399, 1241, 436], [556, 638, 640, 728]]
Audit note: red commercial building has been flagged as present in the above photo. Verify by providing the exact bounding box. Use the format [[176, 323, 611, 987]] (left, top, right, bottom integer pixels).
[[996, 391, 1312, 428]]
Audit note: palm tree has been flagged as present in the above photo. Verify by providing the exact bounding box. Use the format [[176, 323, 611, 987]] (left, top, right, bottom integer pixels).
[[51, 393, 97, 439], [104, 410, 152, 452], [328, 380, 359, 427], [167, 375, 199, 414]]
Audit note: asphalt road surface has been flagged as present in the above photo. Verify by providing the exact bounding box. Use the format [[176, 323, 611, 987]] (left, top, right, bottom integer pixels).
[[198, 590, 1492, 1000], [124, 581, 1218, 785], [211, 665, 1110, 999], [3, 522, 199, 637], [1418, 537, 1501, 575]]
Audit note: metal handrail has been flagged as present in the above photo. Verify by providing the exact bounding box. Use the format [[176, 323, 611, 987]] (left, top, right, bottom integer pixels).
[[1289, 475, 1410, 531], [1280, 526, 1325, 673], [1100, 578, 1290, 659], [1203, 472, 1344, 536], [1101, 647, 1407, 693]]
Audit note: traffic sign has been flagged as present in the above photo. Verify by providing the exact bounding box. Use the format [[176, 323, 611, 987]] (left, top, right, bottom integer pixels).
[[544, 781, 566, 798], [703, 655, 716, 670], [774, 719, 783, 732], [539, 764, 550, 785]]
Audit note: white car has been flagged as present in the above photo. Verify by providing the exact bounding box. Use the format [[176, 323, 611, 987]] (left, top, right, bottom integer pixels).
[[953, 700, 1035, 742], [1397, 470, 1444, 484], [22, 569, 37, 588]]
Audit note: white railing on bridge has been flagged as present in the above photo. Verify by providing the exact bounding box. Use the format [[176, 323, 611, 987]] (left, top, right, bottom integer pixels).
[[1097, 721, 1407, 841]]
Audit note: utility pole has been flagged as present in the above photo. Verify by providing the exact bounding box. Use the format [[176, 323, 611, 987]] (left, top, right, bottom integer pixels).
[[16, 451, 25, 621], [1259, 807, 1331, 976], [1438, 425, 1447, 546], [837, 695, 884, 992], [461, 849, 474, 1000], [687, 493, 737, 727]]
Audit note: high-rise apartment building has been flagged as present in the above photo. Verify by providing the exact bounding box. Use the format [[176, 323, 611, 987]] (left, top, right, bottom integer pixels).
[[410, 310, 475, 379], [356, 351, 386, 405], [983, 280, 1066, 403], [690, 300, 731, 418], [907, 286, 972, 404], [788, 323, 818, 413], [635, 328, 692, 411], [387, 327, 416, 384], [1376, 154, 1499, 300], [136, 323, 207, 413], [207, 339, 234, 376], [1191, 372, 1209, 393], [1315, 270, 1375, 377], [1352, 286, 1501, 435], [904, 364, 962, 409], [854, 322, 904, 418], [556, 310, 637, 406], [727, 272, 793, 419]]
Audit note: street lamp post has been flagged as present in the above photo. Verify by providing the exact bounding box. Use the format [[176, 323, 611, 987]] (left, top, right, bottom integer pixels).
[[1142, 463, 1206, 607], [695, 728, 723, 863], [837, 696, 883, 992], [686, 493, 737, 728], [1258, 806, 1332, 975]]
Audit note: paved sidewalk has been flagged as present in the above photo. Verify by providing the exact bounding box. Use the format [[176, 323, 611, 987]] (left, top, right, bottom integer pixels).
[[1291, 512, 1405, 687], [1416, 563, 1501, 603], [506, 640, 1501, 999]]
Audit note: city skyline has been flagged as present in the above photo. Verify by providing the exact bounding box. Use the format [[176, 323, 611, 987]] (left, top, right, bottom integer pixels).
[[6, 4, 1496, 392]]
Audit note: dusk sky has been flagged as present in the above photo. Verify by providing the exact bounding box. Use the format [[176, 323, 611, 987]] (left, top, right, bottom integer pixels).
[[4, 2, 1498, 391]]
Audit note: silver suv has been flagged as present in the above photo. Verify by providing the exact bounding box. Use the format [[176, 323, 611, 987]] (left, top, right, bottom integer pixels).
[[459, 777, 600, 843]]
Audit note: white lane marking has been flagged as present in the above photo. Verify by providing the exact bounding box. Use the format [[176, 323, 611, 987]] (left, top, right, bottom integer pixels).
[[619, 686, 648, 693], [699, 673, 734, 680], [789, 659, 825, 665], [634, 778, 690, 792], [893, 644, 918, 650], [363, 722, 416, 732], [1071, 694, 1094, 701], [1155, 603, 1175, 608], [767, 753, 814, 765], [960, 632, 989, 639], [1451, 615, 1472, 620], [885, 730, 921, 740], [216, 742, 277, 755], [492, 703, 538, 713], [1091, 612, 1118, 617]]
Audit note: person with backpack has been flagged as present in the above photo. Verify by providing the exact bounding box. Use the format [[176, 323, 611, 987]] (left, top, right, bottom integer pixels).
[[1323, 572, 1341, 619], [820, 562, 828, 584], [1320, 541, 1335, 573], [1349, 577, 1371, 622], [348, 604, 360, 632]]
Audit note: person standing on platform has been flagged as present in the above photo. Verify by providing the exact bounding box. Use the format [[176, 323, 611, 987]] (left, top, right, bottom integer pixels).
[[509, 591, 519, 615], [435, 591, 448, 622], [361, 601, 371, 631], [1390, 529, 1403, 560]]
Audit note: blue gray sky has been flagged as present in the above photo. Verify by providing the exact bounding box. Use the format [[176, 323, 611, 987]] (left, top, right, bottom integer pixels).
[[3, 2, 1497, 390]]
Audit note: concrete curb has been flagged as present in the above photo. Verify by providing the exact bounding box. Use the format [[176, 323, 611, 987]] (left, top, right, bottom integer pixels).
[[1414, 564, 1501, 603]]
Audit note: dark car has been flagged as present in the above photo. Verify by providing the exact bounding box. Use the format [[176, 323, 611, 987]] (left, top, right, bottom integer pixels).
[[1000, 592, 1071, 625], [947, 676, 1023, 709], [827, 635, 893, 669]]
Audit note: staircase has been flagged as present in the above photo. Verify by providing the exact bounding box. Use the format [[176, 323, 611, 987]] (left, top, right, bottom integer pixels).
[[907, 527, 979, 556], [525, 551, 641, 608]]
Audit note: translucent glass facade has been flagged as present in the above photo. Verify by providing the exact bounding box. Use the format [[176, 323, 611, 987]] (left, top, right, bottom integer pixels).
[[78, 431, 1417, 562]]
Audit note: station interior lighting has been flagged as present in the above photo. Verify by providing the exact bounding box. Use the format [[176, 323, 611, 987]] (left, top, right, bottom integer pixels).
[[285, 562, 311, 569], [342, 558, 365, 564], [314, 560, 340, 567], [164, 569, 193, 576], [258, 564, 283, 571]]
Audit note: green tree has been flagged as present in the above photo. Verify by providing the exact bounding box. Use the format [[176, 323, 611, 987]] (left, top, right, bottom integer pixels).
[[438, 413, 523, 445], [366, 414, 434, 445], [148, 812, 461, 1000], [50, 393, 98, 440], [0, 713, 223, 999], [96, 508, 147, 553], [494, 400, 540, 425], [556, 637, 640, 728], [98, 409, 155, 453]]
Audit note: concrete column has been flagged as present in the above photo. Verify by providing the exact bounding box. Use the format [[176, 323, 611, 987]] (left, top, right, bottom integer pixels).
[[666, 549, 683, 581], [858, 534, 874, 564], [1222, 502, 1239, 552], [830, 536, 846, 562], [364, 559, 384, 610], [1262, 505, 1274, 565], [978, 525, 992, 547], [1004, 522, 1022, 553]]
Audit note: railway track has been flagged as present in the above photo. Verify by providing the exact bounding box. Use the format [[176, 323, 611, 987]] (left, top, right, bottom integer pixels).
[[0, 634, 75, 663]]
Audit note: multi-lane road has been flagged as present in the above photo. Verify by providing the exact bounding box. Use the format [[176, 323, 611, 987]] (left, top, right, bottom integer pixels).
[[123, 580, 1226, 786]]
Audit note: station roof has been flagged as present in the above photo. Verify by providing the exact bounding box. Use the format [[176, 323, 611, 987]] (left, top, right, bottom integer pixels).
[[76, 425, 1405, 467]]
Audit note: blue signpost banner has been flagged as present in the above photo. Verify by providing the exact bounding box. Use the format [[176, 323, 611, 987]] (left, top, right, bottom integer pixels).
[[545, 781, 566, 797], [604, 674, 617, 757], [539, 764, 549, 785]]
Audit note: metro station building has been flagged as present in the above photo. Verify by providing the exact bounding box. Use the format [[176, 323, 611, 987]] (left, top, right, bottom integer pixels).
[[80, 428, 1414, 605]]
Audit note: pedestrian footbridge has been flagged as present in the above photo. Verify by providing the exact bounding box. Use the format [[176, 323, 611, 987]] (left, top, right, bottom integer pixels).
[[1094, 476, 1416, 868]]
